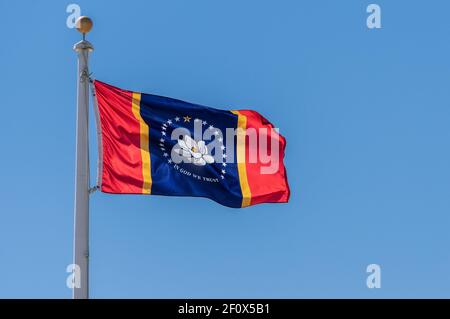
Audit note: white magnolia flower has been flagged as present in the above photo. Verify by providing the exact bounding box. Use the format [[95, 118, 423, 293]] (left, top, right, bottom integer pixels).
[[177, 135, 214, 166]]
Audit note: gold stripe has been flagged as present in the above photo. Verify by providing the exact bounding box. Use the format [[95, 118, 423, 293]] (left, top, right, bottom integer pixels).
[[131, 92, 152, 194], [231, 111, 251, 207]]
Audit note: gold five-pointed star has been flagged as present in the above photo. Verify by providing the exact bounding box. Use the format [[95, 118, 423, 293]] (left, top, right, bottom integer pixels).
[[183, 116, 192, 122]]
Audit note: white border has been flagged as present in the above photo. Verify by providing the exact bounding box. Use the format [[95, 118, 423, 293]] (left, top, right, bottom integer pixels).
[[90, 79, 103, 189]]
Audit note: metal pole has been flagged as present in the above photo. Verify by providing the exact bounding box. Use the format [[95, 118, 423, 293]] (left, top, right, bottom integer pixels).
[[73, 23, 93, 299]]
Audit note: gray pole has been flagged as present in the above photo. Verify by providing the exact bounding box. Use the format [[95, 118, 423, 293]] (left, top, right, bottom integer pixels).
[[73, 17, 93, 299]]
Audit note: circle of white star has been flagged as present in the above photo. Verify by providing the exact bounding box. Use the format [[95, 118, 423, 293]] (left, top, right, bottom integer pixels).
[[160, 116, 227, 180]]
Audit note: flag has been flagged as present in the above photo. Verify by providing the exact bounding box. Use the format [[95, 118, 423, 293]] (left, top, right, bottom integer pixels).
[[93, 80, 290, 208]]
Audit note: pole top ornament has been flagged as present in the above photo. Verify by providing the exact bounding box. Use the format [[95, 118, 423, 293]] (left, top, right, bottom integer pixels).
[[76, 16, 93, 34]]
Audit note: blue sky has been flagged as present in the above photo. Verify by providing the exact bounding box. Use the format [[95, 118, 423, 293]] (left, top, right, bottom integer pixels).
[[1, 0, 450, 298]]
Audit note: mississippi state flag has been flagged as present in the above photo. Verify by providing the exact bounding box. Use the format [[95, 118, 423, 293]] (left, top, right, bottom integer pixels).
[[93, 80, 290, 208]]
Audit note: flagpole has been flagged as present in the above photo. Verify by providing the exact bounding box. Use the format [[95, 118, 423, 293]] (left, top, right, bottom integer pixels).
[[73, 16, 93, 299]]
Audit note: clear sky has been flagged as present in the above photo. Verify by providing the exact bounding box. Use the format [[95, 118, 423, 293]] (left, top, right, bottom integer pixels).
[[1, 0, 449, 298]]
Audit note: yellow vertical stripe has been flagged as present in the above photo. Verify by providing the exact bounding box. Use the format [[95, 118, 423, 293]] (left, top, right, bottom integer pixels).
[[231, 111, 251, 207], [131, 92, 152, 194]]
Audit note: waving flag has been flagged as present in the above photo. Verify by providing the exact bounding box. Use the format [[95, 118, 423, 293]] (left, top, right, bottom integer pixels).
[[93, 80, 290, 208]]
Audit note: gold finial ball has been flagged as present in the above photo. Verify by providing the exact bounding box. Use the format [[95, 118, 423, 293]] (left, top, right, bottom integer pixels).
[[76, 16, 93, 34]]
